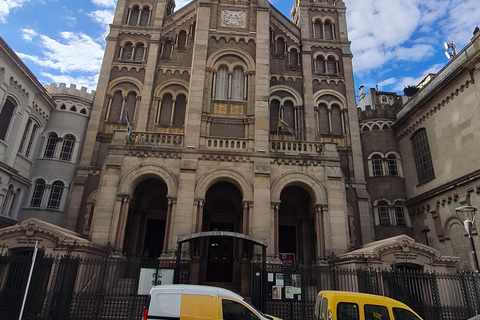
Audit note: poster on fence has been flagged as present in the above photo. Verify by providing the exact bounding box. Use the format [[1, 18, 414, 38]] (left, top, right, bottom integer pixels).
[[137, 268, 175, 294]]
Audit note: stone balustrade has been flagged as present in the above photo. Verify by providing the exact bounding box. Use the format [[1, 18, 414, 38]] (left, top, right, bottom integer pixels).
[[205, 138, 248, 151], [270, 141, 324, 155]]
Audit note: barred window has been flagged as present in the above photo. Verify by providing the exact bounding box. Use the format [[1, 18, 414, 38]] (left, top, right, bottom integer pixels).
[[324, 21, 333, 40], [411, 129, 435, 183], [122, 43, 133, 60], [60, 135, 75, 161], [387, 154, 398, 176], [372, 155, 383, 176], [314, 20, 322, 39], [134, 44, 145, 61], [30, 179, 46, 208], [139, 6, 150, 26], [316, 58, 325, 73], [378, 201, 390, 226], [47, 181, 64, 209], [44, 133, 58, 158], [327, 57, 336, 74], [395, 202, 406, 226], [129, 6, 140, 25]]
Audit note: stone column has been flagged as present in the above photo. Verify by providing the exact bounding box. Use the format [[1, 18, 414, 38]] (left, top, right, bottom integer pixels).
[[195, 199, 204, 233], [163, 197, 175, 253], [315, 204, 326, 259], [272, 202, 280, 255], [114, 194, 131, 251], [242, 201, 250, 234]]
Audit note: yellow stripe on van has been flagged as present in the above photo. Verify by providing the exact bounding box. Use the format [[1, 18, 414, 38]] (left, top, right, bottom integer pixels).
[[181, 294, 215, 320]]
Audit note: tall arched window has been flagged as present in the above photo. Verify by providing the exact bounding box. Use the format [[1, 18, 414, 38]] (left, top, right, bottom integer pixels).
[[125, 92, 137, 122], [318, 103, 329, 135], [331, 104, 343, 135], [173, 94, 187, 126], [60, 135, 75, 161], [378, 201, 390, 226], [215, 67, 229, 100], [395, 202, 406, 225], [25, 123, 38, 157], [372, 155, 383, 176], [269, 99, 280, 133], [134, 44, 145, 61], [324, 21, 333, 40], [122, 43, 133, 60], [162, 41, 172, 59], [19, 119, 32, 154], [47, 181, 64, 209], [109, 91, 123, 122], [129, 6, 140, 25], [327, 57, 336, 74], [44, 133, 58, 158], [283, 100, 295, 130], [178, 30, 187, 50], [289, 48, 298, 66], [139, 6, 150, 26], [31, 179, 46, 207], [315, 57, 325, 73], [0, 97, 16, 141], [231, 67, 244, 101], [387, 154, 398, 176], [314, 20, 322, 39], [276, 37, 285, 54], [411, 129, 435, 183], [160, 93, 173, 125]]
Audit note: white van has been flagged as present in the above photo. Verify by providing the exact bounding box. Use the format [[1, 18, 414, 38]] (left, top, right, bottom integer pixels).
[[144, 284, 281, 320]]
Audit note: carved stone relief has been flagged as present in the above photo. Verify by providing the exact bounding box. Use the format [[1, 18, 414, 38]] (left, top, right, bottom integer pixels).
[[221, 10, 246, 28]]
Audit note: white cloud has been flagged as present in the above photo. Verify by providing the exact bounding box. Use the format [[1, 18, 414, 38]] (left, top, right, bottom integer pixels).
[[88, 9, 114, 39], [18, 32, 104, 73], [0, 0, 30, 23], [21, 28, 37, 42], [90, 0, 116, 8], [41, 72, 99, 92]]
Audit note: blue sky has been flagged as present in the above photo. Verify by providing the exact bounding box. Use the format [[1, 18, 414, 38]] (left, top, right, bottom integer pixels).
[[0, 0, 479, 98]]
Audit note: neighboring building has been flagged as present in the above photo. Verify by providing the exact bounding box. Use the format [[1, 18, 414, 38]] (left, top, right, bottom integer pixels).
[[394, 29, 480, 270], [356, 29, 480, 271], [0, 37, 95, 229]]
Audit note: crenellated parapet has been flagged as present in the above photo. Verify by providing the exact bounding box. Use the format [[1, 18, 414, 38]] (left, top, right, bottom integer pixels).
[[357, 104, 399, 123], [44, 83, 95, 102]]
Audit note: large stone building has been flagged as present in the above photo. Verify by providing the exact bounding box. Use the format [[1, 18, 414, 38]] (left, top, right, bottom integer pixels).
[[2, 0, 479, 291], [57, 0, 372, 286]]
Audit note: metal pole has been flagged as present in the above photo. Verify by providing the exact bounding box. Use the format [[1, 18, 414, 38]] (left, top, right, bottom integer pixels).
[[19, 241, 38, 320], [467, 234, 480, 273]]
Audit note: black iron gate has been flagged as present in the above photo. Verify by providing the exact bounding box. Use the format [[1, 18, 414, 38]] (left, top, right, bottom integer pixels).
[[251, 263, 480, 320]]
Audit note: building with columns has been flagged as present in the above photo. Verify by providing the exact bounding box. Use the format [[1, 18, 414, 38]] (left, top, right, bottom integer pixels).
[[54, 0, 372, 287]]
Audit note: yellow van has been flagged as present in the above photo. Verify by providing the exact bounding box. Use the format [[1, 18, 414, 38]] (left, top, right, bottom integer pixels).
[[144, 284, 282, 320], [315, 291, 423, 320]]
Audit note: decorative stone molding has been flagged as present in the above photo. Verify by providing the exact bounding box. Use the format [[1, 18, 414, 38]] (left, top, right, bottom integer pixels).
[[221, 10, 246, 28]]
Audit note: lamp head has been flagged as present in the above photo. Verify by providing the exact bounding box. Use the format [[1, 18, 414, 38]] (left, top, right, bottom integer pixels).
[[455, 206, 477, 232]]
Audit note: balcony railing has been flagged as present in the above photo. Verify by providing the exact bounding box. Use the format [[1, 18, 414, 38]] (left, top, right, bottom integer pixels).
[[113, 130, 183, 148], [205, 138, 248, 151], [270, 141, 323, 155]]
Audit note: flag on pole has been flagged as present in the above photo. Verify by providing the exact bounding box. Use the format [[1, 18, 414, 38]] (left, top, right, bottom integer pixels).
[[278, 117, 297, 137], [122, 93, 132, 136]]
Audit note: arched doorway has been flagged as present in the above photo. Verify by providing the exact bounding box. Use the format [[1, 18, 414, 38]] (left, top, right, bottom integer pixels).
[[278, 186, 316, 264], [124, 178, 168, 258], [202, 182, 243, 283]]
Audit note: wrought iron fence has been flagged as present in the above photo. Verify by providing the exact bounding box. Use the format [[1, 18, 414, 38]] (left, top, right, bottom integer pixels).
[[0, 253, 189, 320], [1, 251, 479, 320], [252, 262, 480, 320]]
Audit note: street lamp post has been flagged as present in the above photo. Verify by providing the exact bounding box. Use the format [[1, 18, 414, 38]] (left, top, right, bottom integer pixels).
[[455, 206, 480, 273]]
